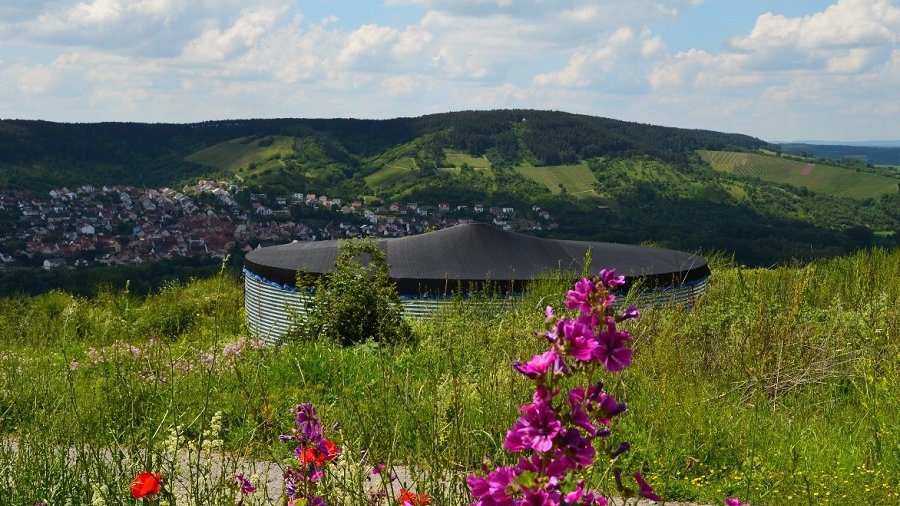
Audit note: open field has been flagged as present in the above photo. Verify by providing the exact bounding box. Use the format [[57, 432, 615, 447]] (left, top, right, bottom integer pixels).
[[186, 136, 295, 173], [698, 150, 898, 200], [364, 157, 419, 188], [0, 249, 898, 504], [444, 150, 491, 169], [515, 163, 601, 199]]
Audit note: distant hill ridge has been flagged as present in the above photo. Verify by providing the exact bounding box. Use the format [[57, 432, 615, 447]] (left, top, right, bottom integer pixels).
[[0, 110, 767, 191]]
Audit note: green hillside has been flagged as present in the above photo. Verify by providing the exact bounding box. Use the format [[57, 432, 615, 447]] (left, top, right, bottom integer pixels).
[[364, 157, 420, 188], [186, 135, 294, 173], [514, 163, 600, 199], [699, 150, 898, 199], [0, 112, 897, 267]]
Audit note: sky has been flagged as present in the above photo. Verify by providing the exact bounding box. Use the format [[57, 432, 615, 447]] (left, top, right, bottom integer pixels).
[[0, 0, 898, 142]]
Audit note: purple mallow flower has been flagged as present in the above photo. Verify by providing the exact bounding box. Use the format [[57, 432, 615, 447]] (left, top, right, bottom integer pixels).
[[725, 499, 751, 506], [558, 319, 599, 362], [617, 305, 640, 322], [634, 471, 661, 502], [565, 278, 595, 313], [598, 269, 626, 289], [594, 318, 633, 372], [557, 428, 595, 468], [294, 403, 323, 443], [513, 350, 564, 379], [467, 466, 520, 504], [504, 388, 562, 452], [235, 473, 256, 495], [611, 441, 631, 458]]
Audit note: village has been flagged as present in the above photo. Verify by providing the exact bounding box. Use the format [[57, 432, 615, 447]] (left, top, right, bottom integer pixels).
[[0, 180, 557, 270]]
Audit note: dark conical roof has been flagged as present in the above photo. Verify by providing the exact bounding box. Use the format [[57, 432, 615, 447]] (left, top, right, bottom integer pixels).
[[244, 223, 709, 294]]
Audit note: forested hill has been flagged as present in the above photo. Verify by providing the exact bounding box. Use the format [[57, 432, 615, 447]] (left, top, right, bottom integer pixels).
[[0, 110, 766, 190]]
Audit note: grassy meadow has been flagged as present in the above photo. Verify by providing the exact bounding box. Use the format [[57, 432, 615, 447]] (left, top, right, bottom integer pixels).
[[698, 150, 898, 200], [514, 163, 601, 199], [186, 136, 295, 173], [0, 249, 898, 504]]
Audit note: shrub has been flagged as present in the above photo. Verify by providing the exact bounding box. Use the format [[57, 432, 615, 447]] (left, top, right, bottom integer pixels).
[[298, 239, 411, 346]]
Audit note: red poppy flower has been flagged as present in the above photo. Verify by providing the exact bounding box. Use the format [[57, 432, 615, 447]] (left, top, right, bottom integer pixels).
[[130, 472, 162, 499], [398, 488, 430, 505], [301, 439, 339, 466]]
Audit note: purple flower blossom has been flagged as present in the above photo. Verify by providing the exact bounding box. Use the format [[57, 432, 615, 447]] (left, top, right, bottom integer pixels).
[[235, 473, 256, 494], [467, 466, 520, 505], [557, 428, 595, 468], [505, 387, 562, 452], [513, 350, 564, 379], [558, 319, 599, 362], [565, 278, 595, 313], [522, 489, 557, 505], [725, 498, 751, 506], [567, 387, 596, 435], [634, 471, 661, 502], [611, 441, 630, 458], [598, 269, 626, 289], [594, 318, 633, 372], [617, 305, 640, 322], [295, 403, 323, 444], [594, 390, 627, 425]]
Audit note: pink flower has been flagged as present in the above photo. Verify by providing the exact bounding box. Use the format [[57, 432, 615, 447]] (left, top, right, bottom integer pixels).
[[565, 278, 595, 313], [594, 318, 633, 372], [513, 350, 564, 379]]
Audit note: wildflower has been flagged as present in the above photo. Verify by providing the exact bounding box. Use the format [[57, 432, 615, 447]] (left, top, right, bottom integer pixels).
[[634, 471, 661, 502], [235, 473, 256, 494], [300, 439, 339, 466], [398, 488, 430, 505], [597, 269, 626, 290], [556, 428, 596, 468], [725, 498, 751, 506], [593, 318, 633, 372], [558, 319, 599, 361], [373, 463, 387, 475], [565, 278, 595, 313], [504, 388, 562, 452], [611, 441, 631, 458], [513, 350, 564, 380], [130, 472, 162, 499], [295, 403, 324, 443], [467, 466, 520, 504], [616, 305, 640, 322]]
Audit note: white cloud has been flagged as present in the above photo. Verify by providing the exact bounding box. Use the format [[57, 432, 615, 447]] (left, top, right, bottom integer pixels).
[[181, 4, 286, 62], [337, 24, 400, 67], [533, 27, 663, 88]]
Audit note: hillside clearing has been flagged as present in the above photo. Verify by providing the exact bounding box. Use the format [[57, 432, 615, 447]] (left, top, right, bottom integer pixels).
[[186, 136, 295, 173], [698, 150, 898, 200], [514, 163, 601, 199], [444, 150, 491, 169], [364, 157, 419, 188]]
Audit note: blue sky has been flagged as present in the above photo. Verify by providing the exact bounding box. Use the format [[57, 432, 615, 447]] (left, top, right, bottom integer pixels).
[[1, 0, 898, 141]]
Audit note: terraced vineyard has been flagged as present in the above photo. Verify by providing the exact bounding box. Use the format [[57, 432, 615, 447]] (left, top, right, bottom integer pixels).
[[444, 150, 491, 169], [186, 136, 295, 173], [364, 157, 419, 189], [514, 163, 600, 199], [699, 150, 898, 200]]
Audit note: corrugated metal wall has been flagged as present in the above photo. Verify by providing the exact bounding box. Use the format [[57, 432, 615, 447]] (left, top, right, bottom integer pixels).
[[244, 271, 709, 344]]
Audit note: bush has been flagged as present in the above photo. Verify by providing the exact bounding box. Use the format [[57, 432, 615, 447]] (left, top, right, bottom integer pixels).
[[298, 239, 411, 346]]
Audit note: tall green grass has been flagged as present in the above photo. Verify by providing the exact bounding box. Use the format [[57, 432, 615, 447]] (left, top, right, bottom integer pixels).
[[0, 250, 897, 504]]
